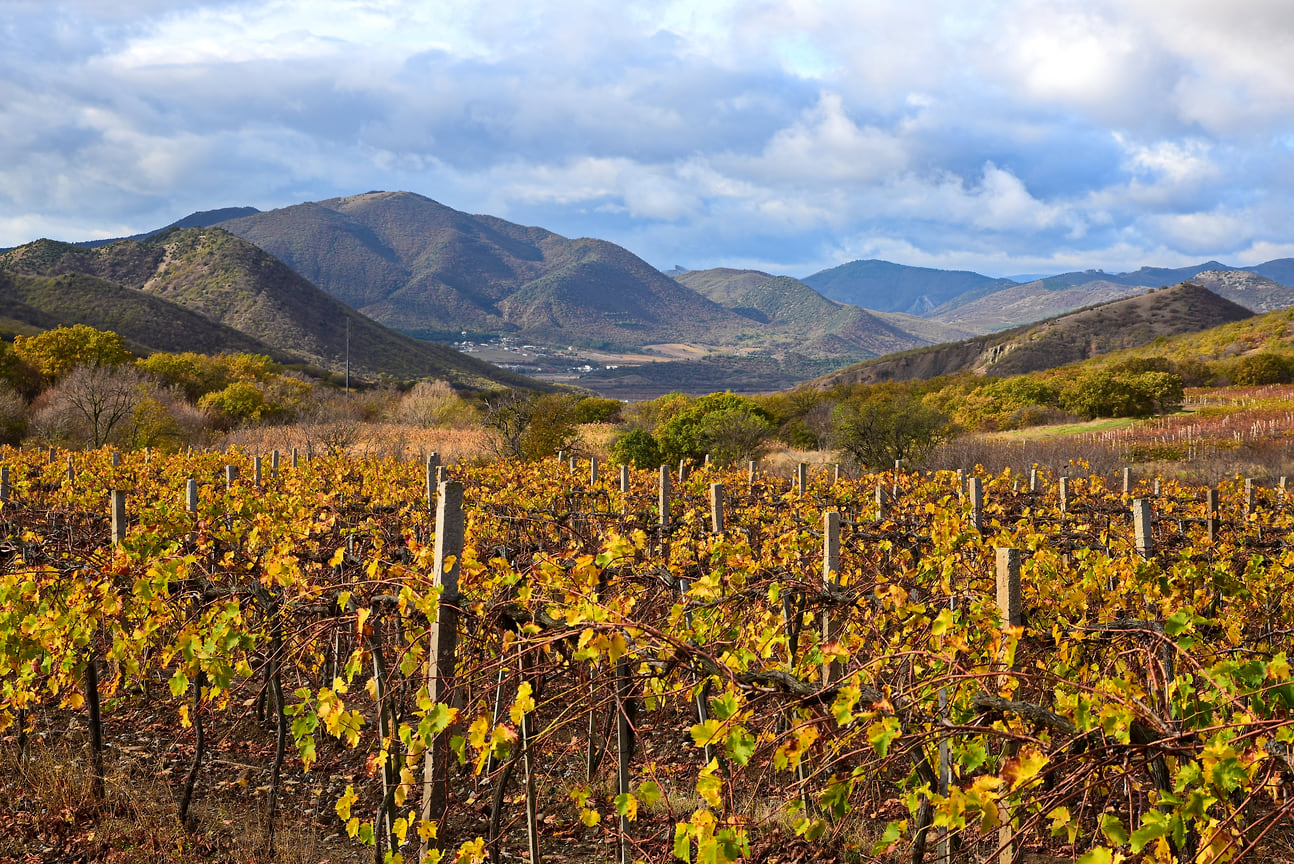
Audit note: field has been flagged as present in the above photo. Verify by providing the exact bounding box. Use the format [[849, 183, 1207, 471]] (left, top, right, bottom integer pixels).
[[2, 445, 1294, 863]]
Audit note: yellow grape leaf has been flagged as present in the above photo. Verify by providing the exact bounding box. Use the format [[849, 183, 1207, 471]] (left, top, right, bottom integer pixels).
[[696, 759, 723, 809], [509, 681, 536, 725], [329, 547, 345, 567], [336, 784, 358, 821], [580, 808, 601, 827]]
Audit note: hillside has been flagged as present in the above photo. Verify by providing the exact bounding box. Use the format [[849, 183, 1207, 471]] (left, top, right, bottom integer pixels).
[[927, 278, 1150, 331], [0, 232, 543, 390], [810, 283, 1253, 388], [0, 268, 287, 359], [1186, 270, 1294, 313], [217, 192, 751, 350], [802, 259, 1015, 314], [672, 268, 967, 358]]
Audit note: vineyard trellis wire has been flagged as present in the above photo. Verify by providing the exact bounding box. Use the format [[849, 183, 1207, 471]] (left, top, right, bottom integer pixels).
[[1, 446, 1293, 863]]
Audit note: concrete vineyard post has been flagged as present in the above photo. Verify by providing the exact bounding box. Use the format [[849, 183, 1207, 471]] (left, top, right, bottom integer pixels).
[[822, 510, 841, 683], [875, 483, 886, 522], [833, 463, 841, 484], [425, 453, 440, 509], [615, 656, 633, 864], [1133, 499, 1154, 558], [271, 450, 279, 476], [1029, 468, 1038, 493], [748, 460, 757, 486], [1122, 467, 1132, 497], [678, 459, 687, 483], [67, 456, 74, 483], [0, 465, 8, 502], [110, 450, 120, 467], [1207, 488, 1219, 542], [186, 479, 198, 513], [253, 456, 262, 486], [995, 547, 1022, 864], [969, 477, 984, 532], [569, 455, 577, 474], [225, 464, 237, 490], [619, 464, 630, 516], [1245, 478, 1256, 518], [658, 465, 671, 532], [419, 481, 465, 854], [291, 447, 299, 469], [797, 462, 807, 496], [111, 490, 127, 545], [590, 456, 599, 485], [710, 482, 725, 534], [1059, 477, 1069, 514]]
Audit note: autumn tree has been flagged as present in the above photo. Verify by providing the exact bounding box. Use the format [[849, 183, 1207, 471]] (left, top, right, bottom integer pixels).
[[14, 325, 132, 381]]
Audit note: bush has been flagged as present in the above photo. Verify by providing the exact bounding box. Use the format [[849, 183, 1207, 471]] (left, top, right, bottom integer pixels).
[[831, 386, 954, 469], [0, 384, 28, 445], [1059, 370, 1184, 419], [572, 396, 623, 425], [656, 393, 773, 466], [399, 380, 476, 427], [698, 406, 774, 466], [1231, 353, 1292, 386], [14, 325, 132, 381], [610, 428, 664, 469]]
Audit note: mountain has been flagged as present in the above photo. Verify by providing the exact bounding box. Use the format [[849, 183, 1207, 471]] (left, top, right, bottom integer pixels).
[[0, 232, 541, 390], [810, 282, 1253, 388], [72, 206, 262, 249], [216, 191, 751, 351], [672, 268, 970, 357], [802, 259, 1016, 315], [1187, 270, 1294, 313]]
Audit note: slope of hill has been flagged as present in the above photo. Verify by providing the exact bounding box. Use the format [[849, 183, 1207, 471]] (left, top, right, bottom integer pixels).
[[0, 232, 542, 390], [927, 278, 1148, 331], [672, 268, 967, 358], [1189, 270, 1294, 312], [802, 259, 1015, 314], [0, 268, 287, 359], [218, 191, 750, 350], [810, 283, 1253, 388]]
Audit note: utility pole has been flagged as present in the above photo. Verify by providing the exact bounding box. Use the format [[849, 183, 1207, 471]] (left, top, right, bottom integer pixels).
[[344, 318, 350, 396]]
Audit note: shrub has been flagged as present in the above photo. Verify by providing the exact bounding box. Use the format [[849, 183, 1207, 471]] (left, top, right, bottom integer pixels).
[[1231, 353, 1292, 386], [610, 427, 663, 469], [400, 380, 476, 427], [572, 396, 623, 425], [14, 325, 132, 381], [656, 393, 772, 465], [831, 385, 954, 469]]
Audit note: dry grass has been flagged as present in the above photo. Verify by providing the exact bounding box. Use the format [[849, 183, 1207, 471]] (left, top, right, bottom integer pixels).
[[0, 730, 363, 864]]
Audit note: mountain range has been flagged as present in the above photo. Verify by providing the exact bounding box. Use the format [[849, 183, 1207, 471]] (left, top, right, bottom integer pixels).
[[7, 188, 1294, 397]]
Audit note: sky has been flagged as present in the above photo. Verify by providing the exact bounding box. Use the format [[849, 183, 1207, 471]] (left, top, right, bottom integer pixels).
[[4, 1, 1294, 279]]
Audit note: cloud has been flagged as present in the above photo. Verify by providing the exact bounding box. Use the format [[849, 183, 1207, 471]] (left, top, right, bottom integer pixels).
[[2, 0, 1293, 283]]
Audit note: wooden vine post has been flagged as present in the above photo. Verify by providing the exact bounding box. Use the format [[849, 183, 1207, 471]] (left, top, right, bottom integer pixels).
[[796, 462, 807, 496], [747, 460, 757, 487], [419, 480, 465, 857], [185, 479, 198, 513], [253, 455, 262, 486], [1058, 477, 1069, 515], [1122, 467, 1132, 497], [590, 455, 599, 485]]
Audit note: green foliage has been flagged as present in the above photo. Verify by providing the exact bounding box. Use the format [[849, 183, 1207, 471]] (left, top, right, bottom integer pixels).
[[0, 383, 27, 445], [0, 341, 40, 399], [697, 405, 774, 466], [483, 390, 583, 461], [137, 351, 230, 401], [831, 385, 954, 469], [1230, 352, 1292, 386], [14, 324, 132, 380], [1059, 370, 1184, 419], [521, 394, 583, 461], [656, 393, 773, 466], [610, 427, 664, 469], [571, 396, 622, 425], [198, 381, 270, 427]]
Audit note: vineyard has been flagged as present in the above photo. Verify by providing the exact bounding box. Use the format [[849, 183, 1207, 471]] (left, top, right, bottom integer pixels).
[[2, 446, 1294, 864]]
